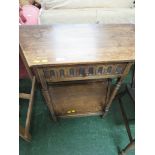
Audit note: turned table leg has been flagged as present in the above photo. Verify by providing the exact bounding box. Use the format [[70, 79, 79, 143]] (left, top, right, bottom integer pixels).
[[102, 63, 133, 117], [37, 68, 57, 121], [102, 77, 124, 117], [42, 90, 57, 121]]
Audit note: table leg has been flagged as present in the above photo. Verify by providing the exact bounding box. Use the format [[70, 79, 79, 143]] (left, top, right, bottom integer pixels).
[[102, 77, 124, 117], [102, 62, 133, 117], [42, 90, 57, 122], [37, 68, 57, 121]]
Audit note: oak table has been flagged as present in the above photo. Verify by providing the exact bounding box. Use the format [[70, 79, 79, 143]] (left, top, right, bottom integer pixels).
[[19, 24, 135, 121]]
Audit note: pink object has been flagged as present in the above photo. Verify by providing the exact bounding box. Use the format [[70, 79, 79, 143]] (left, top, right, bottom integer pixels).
[[19, 55, 28, 79], [19, 5, 40, 25]]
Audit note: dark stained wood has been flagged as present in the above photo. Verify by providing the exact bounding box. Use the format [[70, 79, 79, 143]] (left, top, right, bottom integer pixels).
[[19, 124, 31, 142], [19, 76, 36, 141], [117, 80, 135, 155], [105, 79, 111, 109], [103, 62, 133, 117], [37, 68, 57, 121], [19, 24, 135, 119], [19, 45, 33, 80], [49, 80, 108, 117], [119, 97, 133, 142], [121, 62, 133, 77], [103, 76, 124, 117], [25, 76, 36, 137], [42, 90, 57, 121], [41, 62, 127, 83], [59, 112, 103, 118], [19, 93, 31, 100], [37, 68, 48, 90], [19, 24, 135, 67]]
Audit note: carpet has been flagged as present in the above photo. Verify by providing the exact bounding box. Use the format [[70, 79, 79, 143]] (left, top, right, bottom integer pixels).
[[19, 68, 135, 155]]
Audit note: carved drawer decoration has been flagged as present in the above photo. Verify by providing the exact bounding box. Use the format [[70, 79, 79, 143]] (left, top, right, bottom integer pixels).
[[42, 63, 127, 82]]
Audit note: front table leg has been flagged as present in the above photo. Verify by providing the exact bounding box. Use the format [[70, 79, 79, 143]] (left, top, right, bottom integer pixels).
[[37, 68, 57, 121], [42, 89, 57, 121], [102, 77, 124, 117], [102, 62, 133, 117]]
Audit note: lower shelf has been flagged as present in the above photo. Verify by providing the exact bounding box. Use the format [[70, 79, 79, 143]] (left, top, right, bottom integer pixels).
[[48, 80, 110, 117], [57, 111, 103, 118]]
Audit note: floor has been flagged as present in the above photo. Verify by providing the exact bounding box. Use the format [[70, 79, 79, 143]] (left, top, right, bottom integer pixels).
[[19, 72, 135, 155]]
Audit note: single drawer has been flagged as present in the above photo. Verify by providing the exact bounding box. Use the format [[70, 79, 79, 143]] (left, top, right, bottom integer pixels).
[[42, 63, 127, 82]]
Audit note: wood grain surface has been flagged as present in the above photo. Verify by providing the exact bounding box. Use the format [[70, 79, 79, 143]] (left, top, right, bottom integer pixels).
[[49, 80, 108, 116], [19, 24, 135, 67]]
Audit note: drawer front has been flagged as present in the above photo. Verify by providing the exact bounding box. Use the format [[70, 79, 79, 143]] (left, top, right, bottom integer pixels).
[[42, 63, 127, 82]]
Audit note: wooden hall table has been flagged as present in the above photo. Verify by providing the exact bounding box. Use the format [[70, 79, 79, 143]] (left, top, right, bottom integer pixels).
[[19, 24, 135, 121]]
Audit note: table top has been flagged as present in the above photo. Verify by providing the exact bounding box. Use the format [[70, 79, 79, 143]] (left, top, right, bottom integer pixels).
[[19, 24, 135, 67]]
